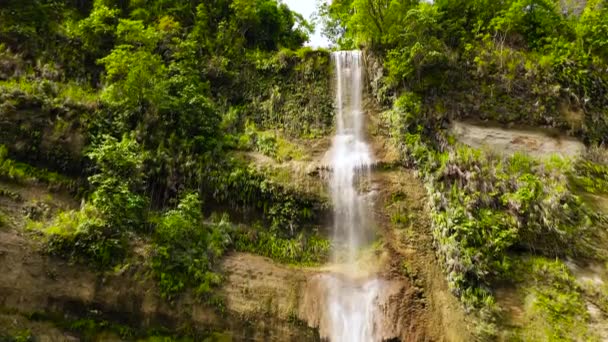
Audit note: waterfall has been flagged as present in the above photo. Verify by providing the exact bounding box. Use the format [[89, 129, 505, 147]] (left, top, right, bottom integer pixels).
[[324, 50, 381, 342]]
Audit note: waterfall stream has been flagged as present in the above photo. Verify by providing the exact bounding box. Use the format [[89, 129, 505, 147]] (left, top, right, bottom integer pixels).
[[323, 51, 381, 342]]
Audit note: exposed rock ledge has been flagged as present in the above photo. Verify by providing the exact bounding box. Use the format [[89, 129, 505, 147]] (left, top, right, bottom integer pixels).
[[450, 121, 585, 158]]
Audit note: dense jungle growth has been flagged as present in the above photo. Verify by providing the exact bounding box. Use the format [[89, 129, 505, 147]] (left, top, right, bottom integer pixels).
[[0, 0, 334, 307]]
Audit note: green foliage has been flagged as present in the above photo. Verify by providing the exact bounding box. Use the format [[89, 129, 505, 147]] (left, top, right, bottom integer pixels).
[[254, 130, 278, 158], [0, 0, 333, 220], [0, 145, 75, 190], [322, 0, 421, 49], [234, 227, 330, 265], [87, 134, 148, 232], [99, 48, 168, 111], [0, 211, 8, 228], [25, 310, 223, 341], [0, 330, 34, 342], [29, 135, 147, 267], [87, 134, 145, 185], [572, 147, 608, 194], [34, 204, 126, 268], [396, 118, 597, 312], [0, 78, 98, 106], [242, 123, 307, 162], [151, 193, 231, 301], [204, 161, 329, 236], [330, 2, 608, 333], [325, 0, 608, 142], [381, 92, 422, 140], [0, 79, 93, 176], [68, 318, 135, 340], [384, 3, 450, 91], [229, 0, 311, 50], [66, 1, 120, 60], [238, 49, 334, 138]]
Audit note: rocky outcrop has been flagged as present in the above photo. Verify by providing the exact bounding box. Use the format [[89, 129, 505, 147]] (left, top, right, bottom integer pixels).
[[362, 51, 394, 107]]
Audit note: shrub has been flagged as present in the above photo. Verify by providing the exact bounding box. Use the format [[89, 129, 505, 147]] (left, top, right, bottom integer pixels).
[[35, 205, 126, 268], [151, 193, 231, 301], [572, 147, 608, 194], [86, 134, 148, 232]]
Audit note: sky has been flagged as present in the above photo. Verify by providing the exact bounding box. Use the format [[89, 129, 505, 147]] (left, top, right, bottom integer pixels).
[[281, 0, 332, 48]]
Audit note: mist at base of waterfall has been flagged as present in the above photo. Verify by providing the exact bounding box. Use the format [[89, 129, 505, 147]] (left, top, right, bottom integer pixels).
[[326, 276, 382, 342]]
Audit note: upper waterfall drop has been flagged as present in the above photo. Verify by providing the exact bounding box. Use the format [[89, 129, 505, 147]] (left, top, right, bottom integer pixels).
[[333, 51, 365, 139]]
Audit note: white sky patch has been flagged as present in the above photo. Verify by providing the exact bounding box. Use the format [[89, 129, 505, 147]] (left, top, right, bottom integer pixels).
[[281, 0, 331, 48]]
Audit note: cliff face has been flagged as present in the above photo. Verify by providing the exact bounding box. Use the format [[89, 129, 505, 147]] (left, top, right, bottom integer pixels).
[[298, 274, 425, 341]]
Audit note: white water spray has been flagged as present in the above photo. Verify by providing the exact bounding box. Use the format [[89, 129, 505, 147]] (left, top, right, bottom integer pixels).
[[323, 51, 381, 342]]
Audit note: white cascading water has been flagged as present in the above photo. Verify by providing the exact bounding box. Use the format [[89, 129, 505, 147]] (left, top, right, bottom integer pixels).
[[323, 51, 381, 342]]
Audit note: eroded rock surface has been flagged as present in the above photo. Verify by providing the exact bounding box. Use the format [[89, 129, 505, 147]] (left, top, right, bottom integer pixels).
[[451, 121, 585, 158]]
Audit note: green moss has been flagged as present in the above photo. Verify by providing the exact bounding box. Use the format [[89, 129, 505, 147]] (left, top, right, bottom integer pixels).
[[390, 211, 412, 227], [401, 260, 423, 287], [0, 79, 98, 107], [24, 311, 227, 342], [0, 330, 34, 342], [514, 257, 596, 341], [243, 123, 308, 162]]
